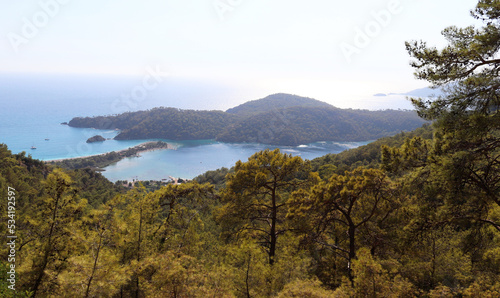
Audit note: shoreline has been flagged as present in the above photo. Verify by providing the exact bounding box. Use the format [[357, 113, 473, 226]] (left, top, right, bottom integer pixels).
[[46, 141, 175, 169]]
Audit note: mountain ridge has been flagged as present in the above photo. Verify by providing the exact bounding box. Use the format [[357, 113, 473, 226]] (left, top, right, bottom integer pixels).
[[68, 93, 427, 146], [226, 93, 334, 116]]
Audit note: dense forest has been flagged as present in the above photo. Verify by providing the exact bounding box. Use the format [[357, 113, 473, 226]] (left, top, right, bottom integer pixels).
[[69, 108, 238, 141], [1, 1, 499, 296], [68, 93, 426, 146], [224, 93, 333, 116], [217, 106, 425, 145]]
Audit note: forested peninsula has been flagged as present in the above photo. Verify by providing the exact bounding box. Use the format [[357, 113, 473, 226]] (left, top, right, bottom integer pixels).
[[47, 141, 171, 170], [68, 93, 426, 146]]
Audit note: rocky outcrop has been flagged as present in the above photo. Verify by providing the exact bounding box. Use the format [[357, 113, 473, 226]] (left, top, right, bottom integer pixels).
[[86, 135, 106, 143]]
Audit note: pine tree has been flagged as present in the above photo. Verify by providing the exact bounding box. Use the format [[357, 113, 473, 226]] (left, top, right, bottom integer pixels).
[[218, 149, 318, 265], [20, 169, 86, 297], [404, 0, 500, 233], [288, 167, 395, 284]]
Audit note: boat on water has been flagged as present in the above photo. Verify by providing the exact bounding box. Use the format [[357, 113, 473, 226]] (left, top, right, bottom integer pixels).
[[31, 146, 37, 150]]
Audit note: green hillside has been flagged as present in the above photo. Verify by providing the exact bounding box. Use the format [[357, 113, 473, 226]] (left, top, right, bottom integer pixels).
[[68, 94, 426, 145], [218, 106, 425, 145], [69, 107, 238, 140], [226, 93, 334, 116]]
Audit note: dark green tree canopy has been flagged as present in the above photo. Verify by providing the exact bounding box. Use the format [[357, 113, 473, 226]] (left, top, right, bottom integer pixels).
[[406, 0, 500, 120], [401, 0, 500, 233]]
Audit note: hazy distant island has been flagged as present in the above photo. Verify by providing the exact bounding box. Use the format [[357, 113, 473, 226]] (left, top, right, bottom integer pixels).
[[68, 93, 426, 146]]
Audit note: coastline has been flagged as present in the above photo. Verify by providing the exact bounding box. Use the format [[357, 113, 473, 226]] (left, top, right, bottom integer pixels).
[[46, 141, 174, 169]]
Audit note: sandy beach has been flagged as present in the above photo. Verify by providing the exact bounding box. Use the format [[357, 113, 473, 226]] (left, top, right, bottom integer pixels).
[[46, 141, 175, 163]]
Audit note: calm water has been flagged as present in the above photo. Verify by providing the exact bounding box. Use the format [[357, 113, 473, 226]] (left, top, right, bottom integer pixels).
[[0, 73, 264, 160], [102, 140, 370, 182], [0, 73, 370, 181]]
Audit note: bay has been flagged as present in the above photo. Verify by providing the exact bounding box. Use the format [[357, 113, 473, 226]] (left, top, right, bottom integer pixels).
[[0, 73, 263, 160], [101, 140, 370, 182], [1, 73, 371, 182]]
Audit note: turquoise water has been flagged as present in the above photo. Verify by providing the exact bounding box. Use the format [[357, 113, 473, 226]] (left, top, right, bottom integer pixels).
[[102, 140, 370, 181], [0, 73, 261, 160], [0, 73, 370, 181]]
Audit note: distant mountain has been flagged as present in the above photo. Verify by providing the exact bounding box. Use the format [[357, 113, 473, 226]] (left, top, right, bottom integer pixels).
[[226, 93, 334, 116], [68, 93, 427, 146], [218, 106, 425, 145], [389, 86, 445, 97]]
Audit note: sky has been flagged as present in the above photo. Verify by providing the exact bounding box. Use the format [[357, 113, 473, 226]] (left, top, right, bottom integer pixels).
[[0, 0, 481, 109]]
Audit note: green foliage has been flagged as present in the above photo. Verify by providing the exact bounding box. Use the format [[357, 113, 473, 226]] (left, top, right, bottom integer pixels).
[[50, 141, 170, 170], [20, 169, 87, 296], [69, 168, 125, 206], [218, 149, 317, 265], [58, 198, 129, 297], [401, 0, 500, 244], [311, 124, 433, 174], [68, 94, 426, 146], [276, 278, 333, 298], [288, 167, 397, 283], [69, 107, 238, 140], [226, 93, 333, 116], [380, 0, 500, 295], [0, 263, 32, 297], [194, 167, 232, 189], [2, 4, 500, 293], [217, 106, 426, 146], [333, 248, 417, 298], [137, 251, 234, 297]]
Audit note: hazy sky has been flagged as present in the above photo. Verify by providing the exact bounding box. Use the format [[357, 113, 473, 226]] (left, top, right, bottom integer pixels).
[[1, 0, 481, 108]]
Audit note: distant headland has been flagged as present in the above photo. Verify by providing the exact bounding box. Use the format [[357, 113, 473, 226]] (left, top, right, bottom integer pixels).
[[66, 93, 426, 146]]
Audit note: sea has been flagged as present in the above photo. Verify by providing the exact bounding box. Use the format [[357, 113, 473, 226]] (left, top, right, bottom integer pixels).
[[0, 73, 373, 182]]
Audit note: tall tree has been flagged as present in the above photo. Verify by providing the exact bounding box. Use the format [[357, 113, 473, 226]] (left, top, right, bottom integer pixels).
[[404, 0, 500, 232], [375, 1, 500, 291], [21, 169, 86, 297], [116, 182, 215, 297], [58, 195, 128, 297], [218, 149, 318, 265], [288, 168, 395, 284]]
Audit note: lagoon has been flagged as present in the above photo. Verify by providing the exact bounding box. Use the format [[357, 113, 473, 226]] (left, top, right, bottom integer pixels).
[[0, 74, 372, 182], [100, 140, 370, 182]]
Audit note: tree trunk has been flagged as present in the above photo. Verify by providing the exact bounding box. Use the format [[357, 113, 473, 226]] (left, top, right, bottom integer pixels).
[[269, 187, 277, 265], [135, 207, 143, 298], [245, 252, 252, 298], [32, 188, 62, 297], [85, 232, 103, 298], [348, 223, 356, 285]]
